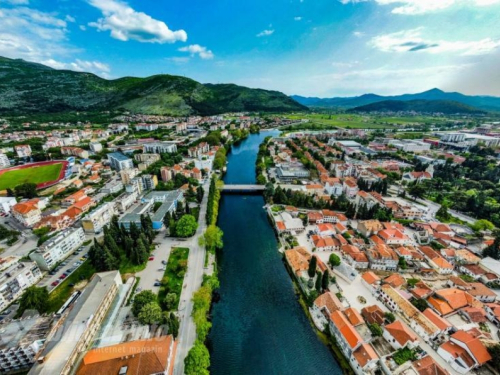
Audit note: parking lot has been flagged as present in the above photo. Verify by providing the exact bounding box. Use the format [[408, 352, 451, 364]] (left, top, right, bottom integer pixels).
[[37, 245, 90, 291]]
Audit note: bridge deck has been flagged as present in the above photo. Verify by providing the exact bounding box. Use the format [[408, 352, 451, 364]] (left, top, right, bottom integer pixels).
[[220, 184, 265, 192]]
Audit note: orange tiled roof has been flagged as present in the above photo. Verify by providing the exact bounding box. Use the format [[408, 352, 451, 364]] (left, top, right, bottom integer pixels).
[[330, 311, 362, 349], [451, 330, 491, 365], [353, 343, 378, 368], [344, 307, 364, 326], [77, 336, 176, 375], [383, 273, 405, 288], [422, 308, 452, 331], [384, 321, 418, 346], [361, 271, 380, 285], [314, 292, 343, 314], [412, 355, 448, 375]]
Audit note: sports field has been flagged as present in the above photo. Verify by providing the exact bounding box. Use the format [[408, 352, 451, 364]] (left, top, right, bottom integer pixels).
[[0, 162, 64, 190]]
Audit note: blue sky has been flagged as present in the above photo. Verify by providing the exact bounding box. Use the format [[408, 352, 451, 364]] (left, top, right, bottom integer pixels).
[[1, 0, 500, 97]]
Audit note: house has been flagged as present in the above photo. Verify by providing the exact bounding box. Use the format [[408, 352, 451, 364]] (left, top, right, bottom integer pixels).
[[310, 292, 344, 330], [377, 228, 410, 246], [419, 246, 454, 275], [351, 343, 379, 375], [329, 310, 364, 358], [284, 247, 311, 277], [422, 308, 452, 334], [361, 305, 385, 325], [484, 302, 500, 326], [459, 307, 487, 324], [311, 235, 340, 252], [324, 178, 343, 196], [459, 264, 485, 280], [315, 223, 336, 236], [438, 330, 491, 374], [11, 199, 42, 227], [411, 355, 448, 375], [357, 220, 384, 238], [383, 273, 405, 289], [467, 282, 497, 303], [308, 211, 324, 224], [342, 245, 369, 269], [410, 281, 433, 300], [383, 321, 419, 350], [275, 212, 305, 233], [361, 271, 380, 294], [379, 285, 440, 342], [427, 288, 483, 317], [366, 244, 398, 271]]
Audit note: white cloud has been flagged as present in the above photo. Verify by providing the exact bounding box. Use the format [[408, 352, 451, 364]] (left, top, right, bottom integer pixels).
[[65, 15, 75, 23], [294, 16, 302, 21], [353, 31, 364, 37], [41, 58, 110, 76], [87, 0, 187, 43], [370, 28, 500, 55], [256, 29, 274, 37], [178, 44, 214, 59], [79, 25, 87, 31], [342, 0, 500, 14]]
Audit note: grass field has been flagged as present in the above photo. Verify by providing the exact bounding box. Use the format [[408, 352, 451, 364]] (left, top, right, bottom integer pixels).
[[0, 163, 63, 190], [158, 247, 189, 311], [285, 113, 395, 129]]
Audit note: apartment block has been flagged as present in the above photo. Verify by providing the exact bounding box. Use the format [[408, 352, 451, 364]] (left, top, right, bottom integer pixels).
[[81, 202, 116, 234], [0, 261, 42, 310]]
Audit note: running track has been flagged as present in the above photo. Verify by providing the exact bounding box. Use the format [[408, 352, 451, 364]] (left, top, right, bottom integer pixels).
[[0, 160, 69, 189]]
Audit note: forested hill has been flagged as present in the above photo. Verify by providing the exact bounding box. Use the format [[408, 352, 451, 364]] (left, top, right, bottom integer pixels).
[[0, 56, 307, 116]]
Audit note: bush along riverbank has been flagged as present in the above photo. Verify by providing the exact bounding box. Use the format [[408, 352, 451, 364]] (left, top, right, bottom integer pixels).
[[184, 175, 223, 375]]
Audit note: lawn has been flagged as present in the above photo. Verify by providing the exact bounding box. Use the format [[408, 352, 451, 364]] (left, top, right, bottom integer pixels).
[[0, 163, 63, 190], [158, 247, 189, 311], [46, 261, 96, 313]]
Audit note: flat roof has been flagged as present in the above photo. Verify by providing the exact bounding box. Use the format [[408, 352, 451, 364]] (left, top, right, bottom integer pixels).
[[107, 152, 131, 162], [29, 271, 121, 375], [0, 315, 55, 351]]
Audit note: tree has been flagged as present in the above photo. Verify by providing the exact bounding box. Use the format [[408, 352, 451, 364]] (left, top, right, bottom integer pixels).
[[315, 271, 322, 292], [175, 215, 198, 238], [470, 219, 494, 232], [18, 286, 49, 314], [436, 205, 451, 221], [488, 344, 500, 372], [164, 312, 180, 338], [14, 182, 38, 198], [196, 186, 204, 203], [328, 253, 341, 268], [308, 255, 317, 278], [137, 302, 163, 325], [411, 298, 428, 312], [384, 312, 396, 323], [407, 183, 426, 199], [398, 257, 408, 270], [132, 290, 157, 316], [204, 225, 223, 251], [321, 271, 330, 291], [164, 293, 177, 311], [184, 340, 210, 375], [368, 323, 383, 337]]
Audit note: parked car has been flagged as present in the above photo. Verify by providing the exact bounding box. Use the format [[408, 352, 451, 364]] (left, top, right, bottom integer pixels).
[[161, 260, 167, 265], [148, 256, 154, 261], [154, 282, 161, 287], [51, 281, 59, 286]]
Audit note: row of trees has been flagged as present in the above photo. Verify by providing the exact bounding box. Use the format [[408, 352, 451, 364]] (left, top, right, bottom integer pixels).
[[206, 177, 221, 225], [88, 215, 155, 272], [357, 178, 388, 195]]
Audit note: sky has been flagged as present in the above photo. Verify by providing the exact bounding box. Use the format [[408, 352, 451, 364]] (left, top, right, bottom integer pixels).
[[0, 0, 500, 98]]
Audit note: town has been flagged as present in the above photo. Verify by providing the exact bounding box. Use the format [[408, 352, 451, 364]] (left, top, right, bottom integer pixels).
[[0, 111, 500, 375]]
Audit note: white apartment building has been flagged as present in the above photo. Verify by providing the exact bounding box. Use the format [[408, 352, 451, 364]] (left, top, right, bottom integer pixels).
[[440, 132, 466, 143], [0, 261, 42, 310], [114, 191, 137, 213], [29, 227, 85, 271], [389, 139, 431, 153], [81, 202, 116, 234], [107, 152, 134, 171], [0, 197, 17, 214], [0, 152, 10, 168], [143, 142, 177, 154], [89, 142, 103, 152]]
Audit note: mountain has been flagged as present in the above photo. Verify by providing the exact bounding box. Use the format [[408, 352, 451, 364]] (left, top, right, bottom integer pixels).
[[292, 88, 500, 112], [347, 99, 486, 115], [0, 57, 307, 116]]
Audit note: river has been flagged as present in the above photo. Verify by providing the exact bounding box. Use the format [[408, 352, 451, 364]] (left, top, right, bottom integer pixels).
[[208, 131, 343, 375]]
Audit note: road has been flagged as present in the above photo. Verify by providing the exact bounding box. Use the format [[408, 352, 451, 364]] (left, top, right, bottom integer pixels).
[[173, 178, 210, 375]]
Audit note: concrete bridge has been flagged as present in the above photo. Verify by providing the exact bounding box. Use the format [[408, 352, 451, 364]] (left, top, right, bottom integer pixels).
[[220, 184, 266, 193]]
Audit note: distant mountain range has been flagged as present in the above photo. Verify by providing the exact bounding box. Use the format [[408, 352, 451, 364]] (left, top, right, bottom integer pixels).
[[292, 88, 500, 112], [347, 99, 486, 115], [0, 57, 307, 116]]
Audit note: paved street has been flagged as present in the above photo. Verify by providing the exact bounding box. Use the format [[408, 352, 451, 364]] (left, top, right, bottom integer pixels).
[[173, 178, 210, 375]]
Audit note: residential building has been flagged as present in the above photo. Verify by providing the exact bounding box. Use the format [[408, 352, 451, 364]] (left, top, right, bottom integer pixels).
[[342, 245, 369, 269], [427, 288, 482, 317], [143, 141, 177, 154], [76, 336, 177, 375], [81, 202, 116, 234], [29, 271, 122, 375], [61, 147, 89, 159], [0, 152, 10, 168], [12, 199, 42, 227], [329, 310, 364, 358], [114, 191, 137, 213], [310, 292, 343, 330], [100, 180, 124, 195], [107, 152, 134, 171], [437, 330, 491, 374], [361, 305, 385, 325], [366, 244, 398, 271], [351, 343, 379, 375], [141, 174, 158, 190], [89, 142, 102, 152], [0, 261, 42, 310], [383, 321, 419, 350], [357, 220, 384, 238], [15, 145, 32, 157], [0, 315, 56, 373], [135, 123, 158, 131], [276, 164, 310, 181], [134, 153, 161, 163], [0, 196, 17, 214], [29, 228, 85, 271]]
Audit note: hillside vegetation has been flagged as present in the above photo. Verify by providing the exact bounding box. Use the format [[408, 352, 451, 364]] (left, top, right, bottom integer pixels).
[[0, 57, 306, 116]]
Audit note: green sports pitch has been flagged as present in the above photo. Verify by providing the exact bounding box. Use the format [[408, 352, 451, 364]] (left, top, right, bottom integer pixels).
[[0, 163, 64, 190]]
